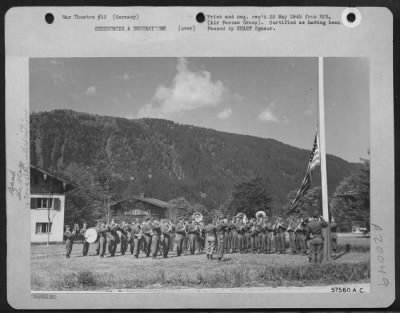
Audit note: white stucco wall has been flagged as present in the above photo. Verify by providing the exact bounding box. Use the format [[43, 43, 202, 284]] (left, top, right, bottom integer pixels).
[[30, 194, 65, 243]]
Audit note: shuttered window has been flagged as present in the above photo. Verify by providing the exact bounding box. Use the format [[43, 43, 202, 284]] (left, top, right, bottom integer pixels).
[[35, 222, 52, 234]]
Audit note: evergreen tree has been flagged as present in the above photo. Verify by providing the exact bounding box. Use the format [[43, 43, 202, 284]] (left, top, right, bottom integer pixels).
[[229, 177, 272, 217]]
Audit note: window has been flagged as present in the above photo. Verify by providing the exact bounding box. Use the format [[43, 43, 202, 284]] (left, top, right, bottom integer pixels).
[[124, 209, 146, 215], [31, 198, 54, 209], [35, 222, 52, 234]]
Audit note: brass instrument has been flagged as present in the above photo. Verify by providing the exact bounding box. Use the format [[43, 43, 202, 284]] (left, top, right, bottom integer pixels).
[[192, 212, 203, 223], [236, 212, 247, 223], [256, 211, 266, 220]]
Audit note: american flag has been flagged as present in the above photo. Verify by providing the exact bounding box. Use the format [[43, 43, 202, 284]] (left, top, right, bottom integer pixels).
[[285, 132, 320, 215]]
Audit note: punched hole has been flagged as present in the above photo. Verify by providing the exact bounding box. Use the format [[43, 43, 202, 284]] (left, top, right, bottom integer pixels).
[[45, 13, 54, 24], [196, 12, 205, 23], [346, 12, 356, 23]]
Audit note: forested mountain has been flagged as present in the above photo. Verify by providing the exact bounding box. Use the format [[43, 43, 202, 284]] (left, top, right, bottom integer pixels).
[[30, 110, 360, 215]]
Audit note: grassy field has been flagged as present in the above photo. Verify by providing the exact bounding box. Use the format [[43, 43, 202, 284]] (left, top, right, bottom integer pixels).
[[31, 235, 370, 291]]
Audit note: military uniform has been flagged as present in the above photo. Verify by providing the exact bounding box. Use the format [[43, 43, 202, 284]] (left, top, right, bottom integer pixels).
[[249, 222, 257, 253], [141, 221, 153, 257], [256, 222, 263, 253], [243, 223, 250, 253], [64, 227, 75, 258], [264, 221, 273, 254], [119, 224, 130, 255], [215, 220, 228, 260], [97, 224, 107, 257], [276, 219, 287, 254], [130, 223, 142, 258], [305, 215, 328, 263], [287, 220, 296, 254], [174, 221, 186, 256], [160, 222, 171, 258], [229, 220, 238, 253], [237, 221, 245, 253], [188, 222, 199, 255], [330, 221, 338, 253], [224, 224, 231, 253], [105, 224, 119, 256], [258, 221, 266, 253], [204, 223, 216, 259], [150, 222, 161, 258], [80, 225, 89, 256]]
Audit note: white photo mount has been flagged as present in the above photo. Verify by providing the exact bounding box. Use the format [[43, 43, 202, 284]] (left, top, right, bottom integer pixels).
[[5, 6, 394, 309]]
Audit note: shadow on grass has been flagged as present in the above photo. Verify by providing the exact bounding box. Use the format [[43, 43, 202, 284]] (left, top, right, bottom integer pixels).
[[332, 244, 351, 260]]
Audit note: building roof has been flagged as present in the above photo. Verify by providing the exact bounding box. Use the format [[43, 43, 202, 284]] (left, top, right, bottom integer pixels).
[[111, 196, 171, 209], [30, 164, 78, 191]]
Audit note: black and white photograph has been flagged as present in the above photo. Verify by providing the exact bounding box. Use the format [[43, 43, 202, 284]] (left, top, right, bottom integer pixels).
[[5, 6, 394, 309], [29, 57, 371, 291]]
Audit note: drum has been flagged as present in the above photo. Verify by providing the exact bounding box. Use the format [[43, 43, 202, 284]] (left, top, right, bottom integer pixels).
[[84, 228, 99, 244]]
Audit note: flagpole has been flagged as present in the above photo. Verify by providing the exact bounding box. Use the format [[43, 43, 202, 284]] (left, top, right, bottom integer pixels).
[[318, 56, 331, 262]]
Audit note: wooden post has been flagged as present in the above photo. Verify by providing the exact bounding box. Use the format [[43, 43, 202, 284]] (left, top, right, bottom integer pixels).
[[318, 56, 331, 262]]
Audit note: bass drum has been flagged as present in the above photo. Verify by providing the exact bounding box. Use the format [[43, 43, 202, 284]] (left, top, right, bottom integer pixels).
[[84, 228, 99, 244]]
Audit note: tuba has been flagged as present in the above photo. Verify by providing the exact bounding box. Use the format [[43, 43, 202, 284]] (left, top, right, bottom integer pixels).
[[256, 211, 266, 220], [192, 212, 203, 223]]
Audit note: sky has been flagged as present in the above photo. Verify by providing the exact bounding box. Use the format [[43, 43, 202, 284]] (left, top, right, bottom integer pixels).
[[30, 57, 369, 163]]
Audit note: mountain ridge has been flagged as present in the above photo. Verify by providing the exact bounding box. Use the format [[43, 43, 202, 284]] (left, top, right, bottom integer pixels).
[[30, 109, 360, 212]]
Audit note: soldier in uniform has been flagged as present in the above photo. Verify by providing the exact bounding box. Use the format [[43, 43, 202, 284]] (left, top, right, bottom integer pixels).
[[187, 220, 199, 255], [294, 218, 303, 254], [258, 217, 266, 254], [256, 217, 263, 253], [119, 221, 131, 255], [272, 218, 279, 253], [276, 215, 287, 254], [249, 218, 258, 253], [204, 220, 217, 259], [169, 222, 176, 252], [305, 211, 328, 263], [160, 220, 172, 258], [330, 216, 338, 253], [130, 220, 142, 258], [198, 222, 206, 253], [64, 225, 75, 258], [174, 217, 187, 256], [287, 218, 296, 254], [229, 216, 238, 253], [264, 218, 273, 254], [105, 222, 117, 257], [141, 217, 153, 257], [237, 217, 245, 253], [224, 218, 232, 254], [215, 217, 229, 261], [243, 219, 251, 253], [97, 222, 107, 257], [150, 219, 161, 259], [80, 222, 89, 256]]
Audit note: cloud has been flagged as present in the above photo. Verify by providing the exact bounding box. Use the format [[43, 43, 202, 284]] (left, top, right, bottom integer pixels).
[[217, 108, 232, 119], [258, 103, 280, 122], [137, 58, 226, 118], [84, 86, 96, 96]]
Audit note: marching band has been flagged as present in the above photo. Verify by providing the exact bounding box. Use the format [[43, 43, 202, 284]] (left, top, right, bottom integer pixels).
[[64, 210, 335, 263]]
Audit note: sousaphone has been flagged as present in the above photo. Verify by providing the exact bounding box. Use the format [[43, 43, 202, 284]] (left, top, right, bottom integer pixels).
[[192, 212, 203, 223], [256, 211, 267, 219], [236, 212, 247, 223]]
